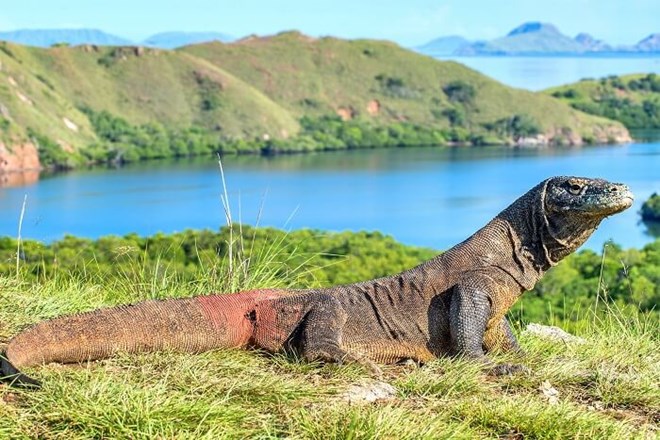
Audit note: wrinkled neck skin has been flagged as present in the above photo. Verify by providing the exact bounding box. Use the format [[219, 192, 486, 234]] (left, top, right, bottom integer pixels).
[[491, 181, 601, 289], [440, 181, 602, 291]]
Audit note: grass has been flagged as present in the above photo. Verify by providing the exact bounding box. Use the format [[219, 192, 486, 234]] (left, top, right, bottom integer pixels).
[[0, 252, 657, 439]]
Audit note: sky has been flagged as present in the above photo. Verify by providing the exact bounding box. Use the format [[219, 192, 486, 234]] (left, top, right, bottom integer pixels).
[[0, 0, 658, 47]]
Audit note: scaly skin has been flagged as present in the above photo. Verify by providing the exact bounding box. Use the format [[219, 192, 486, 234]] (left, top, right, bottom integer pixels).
[[1, 176, 634, 387]]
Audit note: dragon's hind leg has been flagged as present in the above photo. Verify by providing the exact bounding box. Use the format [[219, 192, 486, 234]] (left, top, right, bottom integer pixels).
[[297, 294, 382, 375]]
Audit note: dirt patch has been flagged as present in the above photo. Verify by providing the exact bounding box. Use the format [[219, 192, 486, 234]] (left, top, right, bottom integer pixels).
[[336, 107, 355, 121], [15, 91, 32, 106], [366, 99, 380, 115]]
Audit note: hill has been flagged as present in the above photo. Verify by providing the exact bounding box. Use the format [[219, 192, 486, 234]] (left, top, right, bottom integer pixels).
[[180, 32, 628, 139], [457, 22, 585, 55], [0, 33, 630, 172], [0, 28, 132, 48], [546, 73, 660, 128], [417, 22, 659, 56], [635, 33, 660, 52]]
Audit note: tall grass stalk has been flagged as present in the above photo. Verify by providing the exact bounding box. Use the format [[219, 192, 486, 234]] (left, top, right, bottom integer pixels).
[[217, 155, 234, 278], [15, 194, 27, 278], [595, 242, 608, 315]]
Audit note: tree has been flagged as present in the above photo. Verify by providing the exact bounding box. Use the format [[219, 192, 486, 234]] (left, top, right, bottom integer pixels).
[[442, 81, 476, 104]]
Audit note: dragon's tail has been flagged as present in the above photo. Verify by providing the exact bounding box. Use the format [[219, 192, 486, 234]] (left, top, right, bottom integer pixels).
[[1, 293, 259, 387], [1, 355, 41, 388]]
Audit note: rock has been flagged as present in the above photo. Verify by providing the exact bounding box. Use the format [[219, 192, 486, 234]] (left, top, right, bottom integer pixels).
[[516, 134, 549, 146], [0, 103, 10, 118], [341, 380, 397, 404], [523, 323, 586, 344], [538, 380, 560, 405], [593, 124, 632, 144], [366, 99, 380, 115], [0, 141, 41, 173], [15, 91, 33, 105], [336, 107, 355, 121], [63, 117, 79, 132], [548, 127, 583, 146]]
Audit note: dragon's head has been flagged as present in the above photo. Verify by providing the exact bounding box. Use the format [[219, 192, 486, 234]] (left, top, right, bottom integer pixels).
[[488, 176, 634, 287], [543, 176, 634, 219]]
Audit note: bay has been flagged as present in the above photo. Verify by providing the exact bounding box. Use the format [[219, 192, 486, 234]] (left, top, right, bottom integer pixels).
[[439, 55, 660, 91], [1, 141, 658, 252]]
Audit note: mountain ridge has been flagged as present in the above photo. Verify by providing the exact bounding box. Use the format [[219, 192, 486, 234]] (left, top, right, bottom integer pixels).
[[416, 21, 660, 56], [0, 28, 235, 49], [0, 28, 132, 48]]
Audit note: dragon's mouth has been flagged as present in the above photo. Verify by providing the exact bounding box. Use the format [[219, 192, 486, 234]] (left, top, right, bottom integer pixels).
[[599, 191, 634, 216]]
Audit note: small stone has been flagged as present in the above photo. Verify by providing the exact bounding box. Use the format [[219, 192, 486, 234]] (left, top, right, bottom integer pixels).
[[523, 323, 586, 344], [342, 380, 397, 404], [538, 380, 560, 405]]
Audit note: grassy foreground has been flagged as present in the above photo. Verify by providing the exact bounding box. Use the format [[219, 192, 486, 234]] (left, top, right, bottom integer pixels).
[[0, 234, 658, 439]]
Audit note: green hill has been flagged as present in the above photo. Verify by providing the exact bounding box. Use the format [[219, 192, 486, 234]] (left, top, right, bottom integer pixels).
[[0, 33, 630, 171], [546, 73, 660, 129], [182, 32, 627, 137]]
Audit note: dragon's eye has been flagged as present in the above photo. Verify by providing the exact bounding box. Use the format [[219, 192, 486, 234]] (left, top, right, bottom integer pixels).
[[568, 182, 583, 195]]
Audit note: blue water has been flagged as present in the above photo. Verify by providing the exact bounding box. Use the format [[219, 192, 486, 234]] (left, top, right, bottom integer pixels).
[[1, 142, 658, 251], [440, 55, 660, 90]]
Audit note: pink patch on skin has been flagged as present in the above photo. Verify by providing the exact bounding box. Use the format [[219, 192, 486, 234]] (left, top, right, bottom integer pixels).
[[195, 289, 285, 348]]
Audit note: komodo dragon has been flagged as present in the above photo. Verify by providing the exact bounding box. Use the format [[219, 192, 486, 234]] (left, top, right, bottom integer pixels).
[[1, 176, 634, 387]]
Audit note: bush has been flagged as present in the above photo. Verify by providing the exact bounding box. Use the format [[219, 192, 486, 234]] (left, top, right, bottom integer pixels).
[[442, 81, 476, 104], [483, 114, 541, 139], [27, 128, 83, 169], [2, 227, 658, 324]]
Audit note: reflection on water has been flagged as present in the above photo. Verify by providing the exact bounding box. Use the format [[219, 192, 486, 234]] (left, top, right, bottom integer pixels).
[[0, 170, 39, 188], [642, 220, 660, 239], [630, 129, 660, 143]]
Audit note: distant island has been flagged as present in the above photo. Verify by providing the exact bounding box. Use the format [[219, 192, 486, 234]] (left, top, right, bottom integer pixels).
[[0, 28, 233, 49], [416, 22, 660, 56], [0, 32, 629, 174]]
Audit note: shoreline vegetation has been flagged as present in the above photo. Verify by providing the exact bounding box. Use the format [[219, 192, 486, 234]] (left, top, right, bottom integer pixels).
[[1, 106, 631, 174], [35, 109, 550, 171], [547, 73, 660, 129], [1, 226, 658, 438], [1, 227, 658, 325]]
